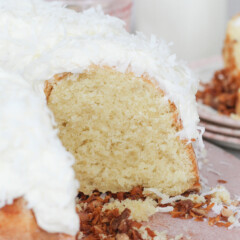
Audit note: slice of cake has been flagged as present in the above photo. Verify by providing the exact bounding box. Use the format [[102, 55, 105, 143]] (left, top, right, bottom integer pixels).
[[197, 14, 240, 116]]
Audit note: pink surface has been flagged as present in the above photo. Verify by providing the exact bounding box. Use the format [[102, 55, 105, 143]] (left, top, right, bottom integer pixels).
[[148, 141, 240, 240]]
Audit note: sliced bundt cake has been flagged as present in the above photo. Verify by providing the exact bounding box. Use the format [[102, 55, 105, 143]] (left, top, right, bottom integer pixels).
[[0, 0, 203, 238]]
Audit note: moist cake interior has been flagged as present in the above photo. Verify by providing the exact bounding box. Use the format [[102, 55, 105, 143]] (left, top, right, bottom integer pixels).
[[46, 67, 197, 196]]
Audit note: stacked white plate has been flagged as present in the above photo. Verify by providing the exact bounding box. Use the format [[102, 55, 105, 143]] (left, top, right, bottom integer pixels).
[[190, 56, 240, 150], [197, 103, 240, 150]]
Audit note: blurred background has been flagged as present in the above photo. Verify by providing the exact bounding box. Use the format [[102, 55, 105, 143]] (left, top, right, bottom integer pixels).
[[48, 0, 240, 62], [134, 0, 227, 62]]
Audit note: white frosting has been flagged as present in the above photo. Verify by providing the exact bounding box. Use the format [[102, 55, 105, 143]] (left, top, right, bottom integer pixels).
[[0, 0, 203, 235], [0, 69, 79, 235], [0, 0, 201, 141]]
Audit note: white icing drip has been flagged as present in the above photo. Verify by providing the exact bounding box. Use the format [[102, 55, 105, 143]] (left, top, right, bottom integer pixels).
[[0, 69, 79, 235]]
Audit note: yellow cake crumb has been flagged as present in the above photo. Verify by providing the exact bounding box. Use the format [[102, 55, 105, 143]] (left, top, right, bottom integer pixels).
[[211, 186, 231, 205], [47, 67, 198, 196], [102, 197, 157, 222]]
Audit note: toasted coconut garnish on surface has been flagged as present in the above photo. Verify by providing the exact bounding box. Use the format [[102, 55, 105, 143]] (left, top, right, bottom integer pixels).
[[76, 186, 240, 239], [77, 189, 166, 239]]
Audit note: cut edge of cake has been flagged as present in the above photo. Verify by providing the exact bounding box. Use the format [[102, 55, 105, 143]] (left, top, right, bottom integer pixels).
[[45, 65, 201, 197]]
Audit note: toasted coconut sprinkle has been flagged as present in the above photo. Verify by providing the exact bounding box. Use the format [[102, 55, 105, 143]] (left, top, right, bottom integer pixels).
[[75, 186, 240, 238]]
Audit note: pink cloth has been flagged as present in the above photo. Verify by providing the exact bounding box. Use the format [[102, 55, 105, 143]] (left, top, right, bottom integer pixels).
[[148, 141, 240, 240]]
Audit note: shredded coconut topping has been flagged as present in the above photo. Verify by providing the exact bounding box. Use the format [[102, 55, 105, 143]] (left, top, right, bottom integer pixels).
[[0, 0, 202, 142]]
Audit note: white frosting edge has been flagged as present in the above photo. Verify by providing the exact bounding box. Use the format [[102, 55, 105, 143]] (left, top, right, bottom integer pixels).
[[0, 69, 79, 235]]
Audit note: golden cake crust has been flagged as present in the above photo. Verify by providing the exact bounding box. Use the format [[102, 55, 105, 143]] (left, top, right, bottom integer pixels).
[[0, 198, 75, 240]]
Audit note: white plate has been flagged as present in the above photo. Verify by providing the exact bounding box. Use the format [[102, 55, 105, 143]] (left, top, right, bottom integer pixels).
[[203, 130, 240, 150], [199, 120, 240, 137], [197, 103, 240, 129], [189, 56, 240, 128]]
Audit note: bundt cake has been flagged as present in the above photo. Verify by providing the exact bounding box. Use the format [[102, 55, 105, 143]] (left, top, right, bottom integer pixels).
[[0, 0, 203, 238]]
